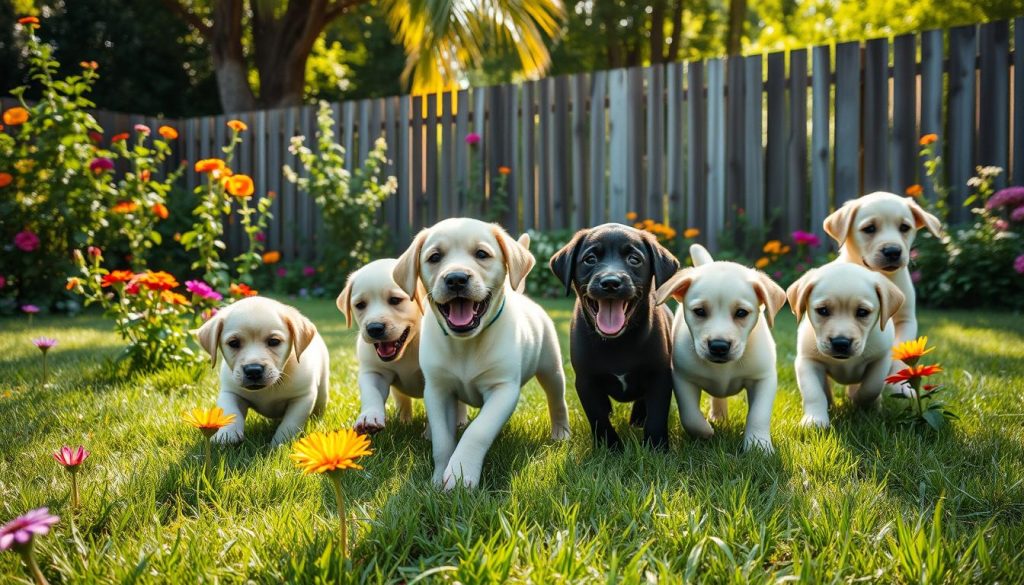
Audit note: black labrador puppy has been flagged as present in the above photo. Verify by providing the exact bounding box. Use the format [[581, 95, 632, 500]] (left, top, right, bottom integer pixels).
[[550, 224, 680, 449]]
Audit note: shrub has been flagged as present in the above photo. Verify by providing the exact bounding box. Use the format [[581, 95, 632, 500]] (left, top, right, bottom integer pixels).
[[525, 228, 576, 298]]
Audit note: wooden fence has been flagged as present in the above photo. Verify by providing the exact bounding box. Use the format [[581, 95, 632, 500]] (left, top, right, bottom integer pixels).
[[6, 18, 1024, 261]]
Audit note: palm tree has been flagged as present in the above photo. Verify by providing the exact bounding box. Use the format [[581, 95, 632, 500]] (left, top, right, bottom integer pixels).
[[162, 0, 565, 113]]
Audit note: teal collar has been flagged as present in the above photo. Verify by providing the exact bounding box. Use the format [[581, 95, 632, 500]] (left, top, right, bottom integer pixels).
[[436, 296, 506, 337]]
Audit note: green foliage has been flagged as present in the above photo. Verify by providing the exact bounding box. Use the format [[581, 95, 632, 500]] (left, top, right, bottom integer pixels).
[[284, 101, 397, 290], [524, 228, 576, 298]]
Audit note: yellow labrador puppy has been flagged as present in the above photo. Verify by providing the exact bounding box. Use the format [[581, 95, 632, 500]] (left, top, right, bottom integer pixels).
[[337, 258, 467, 435], [393, 218, 571, 490], [655, 244, 786, 452], [196, 296, 330, 446], [823, 191, 941, 344], [787, 263, 905, 428]]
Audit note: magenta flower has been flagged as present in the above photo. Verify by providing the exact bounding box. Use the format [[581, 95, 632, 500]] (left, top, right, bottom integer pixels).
[[32, 337, 57, 352], [911, 270, 922, 283], [0, 508, 58, 551], [276, 267, 287, 278], [303, 266, 316, 277], [89, 157, 114, 173], [465, 132, 481, 145], [185, 280, 223, 301], [1011, 206, 1024, 222], [134, 124, 150, 135], [773, 271, 783, 280], [21, 305, 39, 314], [254, 232, 266, 243], [13, 230, 40, 252], [54, 445, 89, 469], [0, 275, 6, 288], [791, 230, 821, 247], [987, 186, 1024, 210], [1015, 255, 1024, 275]]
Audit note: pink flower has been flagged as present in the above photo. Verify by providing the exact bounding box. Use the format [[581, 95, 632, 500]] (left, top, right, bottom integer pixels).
[[465, 132, 481, 145], [21, 304, 39, 314], [791, 230, 821, 247], [32, 337, 57, 352], [0, 275, 5, 288], [0, 508, 59, 552], [303, 266, 316, 277], [276, 267, 287, 278], [910, 248, 919, 260], [1011, 206, 1024, 222], [911, 270, 922, 283], [53, 445, 89, 469], [134, 124, 150, 135], [87, 246, 102, 258], [995, 219, 1010, 231], [13, 230, 39, 252], [254, 232, 266, 243], [89, 157, 114, 173], [987, 186, 1024, 210], [773, 271, 783, 280], [185, 280, 223, 301], [1015, 255, 1024, 275]]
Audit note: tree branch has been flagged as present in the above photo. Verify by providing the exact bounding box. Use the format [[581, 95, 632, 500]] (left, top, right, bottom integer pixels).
[[160, 0, 211, 37]]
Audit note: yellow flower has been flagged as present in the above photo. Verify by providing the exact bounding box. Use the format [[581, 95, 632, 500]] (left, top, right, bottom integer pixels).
[[755, 257, 770, 269], [684, 228, 700, 238], [290, 429, 373, 475], [763, 240, 782, 255], [625, 211, 638, 221], [225, 174, 255, 198], [892, 336, 934, 365], [14, 159, 35, 173], [182, 407, 236, 438]]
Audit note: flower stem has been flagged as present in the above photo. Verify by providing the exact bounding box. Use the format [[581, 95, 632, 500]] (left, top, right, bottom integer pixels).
[[329, 473, 348, 559], [21, 548, 49, 585], [203, 438, 212, 480], [42, 352, 48, 386], [70, 471, 79, 510]]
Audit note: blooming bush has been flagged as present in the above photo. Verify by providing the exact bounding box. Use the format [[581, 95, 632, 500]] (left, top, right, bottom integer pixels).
[[524, 228, 576, 298], [284, 101, 397, 291]]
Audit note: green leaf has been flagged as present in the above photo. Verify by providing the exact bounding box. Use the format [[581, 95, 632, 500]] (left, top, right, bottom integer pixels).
[[922, 408, 946, 431], [149, 231, 162, 245]]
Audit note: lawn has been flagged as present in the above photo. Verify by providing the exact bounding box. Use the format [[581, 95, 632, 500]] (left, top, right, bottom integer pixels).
[[1, 299, 1023, 583]]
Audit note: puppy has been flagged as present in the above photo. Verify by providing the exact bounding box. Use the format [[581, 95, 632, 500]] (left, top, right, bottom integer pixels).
[[549, 223, 679, 449], [393, 218, 570, 490], [655, 244, 786, 452], [787, 263, 905, 428], [824, 191, 941, 345], [195, 296, 330, 446]]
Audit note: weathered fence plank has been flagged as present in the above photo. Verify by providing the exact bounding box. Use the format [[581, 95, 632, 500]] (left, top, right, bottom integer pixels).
[[1015, 18, 1024, 184], [571, 73, 588, 230], [766, 51, 786, 231], [948, 25, 978, 220], [706, 58, 726, 252], [666, 62, 686, 235], [687, 61, 707, 237], [588, 71, 608, 226], [920, 29, 944, 203], [834, 41, 861, 206], [647, 66, 665, 221], [979, 20, 1009, 189], [892, 34, 917, 195], [743, 55, 764, 232], [788, 49, 809, 232]]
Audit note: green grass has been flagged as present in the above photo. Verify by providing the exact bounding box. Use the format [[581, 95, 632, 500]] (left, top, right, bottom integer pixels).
[[1, 300, 1023, 583]]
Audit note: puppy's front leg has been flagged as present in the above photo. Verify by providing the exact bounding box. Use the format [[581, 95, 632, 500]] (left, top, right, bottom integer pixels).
[[271, 395, 316, 447], [673, 373, 713, 439], [795, 357, 831, 428], [425, 383, 458, 487], [355, 371, 394, 434], [642, 373, 672, 449], [848, 358, 890, 407], [575, 374, 620, 448], [212, 392, 248, 445], [442, 384, 520, 490], [743, 375, 777, 453]]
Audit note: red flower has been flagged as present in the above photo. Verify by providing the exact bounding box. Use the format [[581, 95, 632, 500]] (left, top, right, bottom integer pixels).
[[229, 283, 257, 297], [111, 133, 130, 143], [151, 203, 169, 219], [100, 270, 135, 287], [885, 364, 943, 384]]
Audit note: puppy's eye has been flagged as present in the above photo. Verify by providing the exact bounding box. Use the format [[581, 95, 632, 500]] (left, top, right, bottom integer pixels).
[[388, 296, 403, 305], [267, 337, 282, 347], [815, 307, 830, 317], [627, 254, 643, 266], [354, 301, 367, 310], [583, 254, 597, 265], [427, 252, 442, 264], [856, 308, 870, 318], [862, 225, 876, 234], [899, 224, 911, 233], [475, 249, 490, 260], [693, 307, 707, 317], [735, 309, 749, 318], [227, 339, 241, 349]]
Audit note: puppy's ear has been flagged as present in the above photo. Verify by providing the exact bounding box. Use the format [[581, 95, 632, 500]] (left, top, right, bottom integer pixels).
[[493, 225, 536, 291], [642, 231, 682, 289], [751, 271, 787, 328], [413, 280, 428, 309], [905, 197, 944, 237], [654, 267, 696, 306], [823, 200, 860, 245], [283, 308, 318, 363], [195, 311, 224, 368], [549, 229, 588, 296], [517, 232, 531, 251], [786, 269, 819, 322], [393, 228, 429, 298], [336, 271, 356, 328], [874, 276, 906, 331]]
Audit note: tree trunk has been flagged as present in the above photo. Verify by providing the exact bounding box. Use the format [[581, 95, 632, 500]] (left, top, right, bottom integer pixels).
[[726, 0, 746, 55], [667, 0, 684, 62], [650, 0, 666, 64], [210, 0, 256, 113]]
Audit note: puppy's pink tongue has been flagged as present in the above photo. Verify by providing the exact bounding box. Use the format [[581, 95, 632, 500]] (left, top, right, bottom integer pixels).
[[596, 299, 627, 335], [446, 299, 475, 327], [376, 342, 399, 358]]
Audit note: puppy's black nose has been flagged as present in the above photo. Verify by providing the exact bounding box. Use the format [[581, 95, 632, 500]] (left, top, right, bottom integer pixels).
[[243, 364, 265, 380], [599, 275, 622, 291], [445, 271, 469, 292], [365, 322, 387, 339], [830, 337, 852, 354], [708, 339, 732, 357], [882, 246, 902, 261]]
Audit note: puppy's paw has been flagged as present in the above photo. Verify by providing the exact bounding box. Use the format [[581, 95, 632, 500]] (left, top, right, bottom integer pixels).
[[550, 424, 571, 441], [743, 435, 774, 454], [354, 411, 386, 435], [799, 414, 831, 429], [211, 428, 244, 445], [886, 381, 916, 399], [440, 470, 478, 492], [683, 417, 715, 439], [421, 424, 432, 441]]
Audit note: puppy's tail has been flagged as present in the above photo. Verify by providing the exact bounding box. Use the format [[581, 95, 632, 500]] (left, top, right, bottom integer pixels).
[[690, 244, 714, 267]]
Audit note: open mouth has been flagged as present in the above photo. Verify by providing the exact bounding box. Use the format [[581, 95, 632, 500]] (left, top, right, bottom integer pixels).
[[243, 382, 267, 390], [438, 294, 490, 333], [584, 296, 634, 337], [373, 326, 410, 362], [864, 258, 902, 273]]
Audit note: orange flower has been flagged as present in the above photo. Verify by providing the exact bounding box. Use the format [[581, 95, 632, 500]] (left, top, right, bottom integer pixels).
[[3, 107, 29, 126], [625, 211, 638, 222], [905, 184, 923, 197], [227, 119, 248, 132], [140, 169, 151, 182], [158, 125, 178, 140], [0, 172, 12, 188], [892, 336, 934, 364], [182, 406, 236, 438], [135, 271, 179, 291], [919, 133, 938, 146], [885, 364, 943, 385], [66, 277, 80, 290], [262, 251, 281, 264], [229, 283, 258, 297], [79, 61, 98, 70], [17, 16, 40, 27], [683, 228, 700, 238], [100, 270, 135, 287], [151, 203, 169, 220], [160, 290, 189, 306], [763, 240, 783, 255], [112, 201, 138, 214], [498, 165, 511, 175], [225, 174, 255, 198], [755, 257, 770, 269], [194, 158, 226, 174], [111, 132, 130, 143]]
